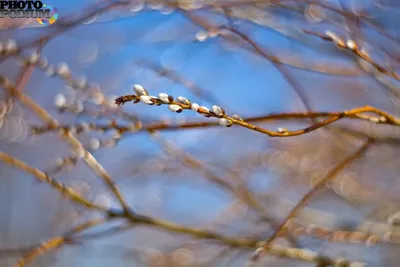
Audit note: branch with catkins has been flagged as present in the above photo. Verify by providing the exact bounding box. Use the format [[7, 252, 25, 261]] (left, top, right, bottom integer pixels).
[[114, 84, 400, 138]]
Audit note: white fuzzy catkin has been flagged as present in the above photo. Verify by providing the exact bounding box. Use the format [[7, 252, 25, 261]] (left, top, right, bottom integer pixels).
[[346, 39, 356, 50], [28, 51, 40, 64], [219, 118, 232, 127], [133, 84, 148, 96], [140, 95, 155, 105], [211, 105, 224, 117], [45, 66, 55, 76], [54, 94, 66, 108], [57, 62, 70, 78], [177, 96, 190, 105], [232, 114, 243, 121], [158, 93, 173, 103], [168, 104, 183, 113], [5, 39, 17, 53], [277, 127, 288, 133], [90, 138, 101, 150], [191, 103, 200, 112], [325, 30, 338, 41]]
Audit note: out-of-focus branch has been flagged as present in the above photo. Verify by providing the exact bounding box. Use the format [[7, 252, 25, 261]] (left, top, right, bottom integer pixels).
[[0, 76, 131, 212], [259, 194, 400, 240], [0, 152, 106, 211], [185, 11, 362, 76], [250, 138, 374, 262], [0, 151, 364, 267], [304, 30, 400, 81], [14, 218, 107, 267], [116, 210, 364, 267], [150, 132, 287, 235], [0, 0, 128, 62], [286, 220, 399, 246]]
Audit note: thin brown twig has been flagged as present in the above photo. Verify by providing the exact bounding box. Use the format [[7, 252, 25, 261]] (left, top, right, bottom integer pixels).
[[5, 41, 47, 102], [286, 220, 398, 246], [15, 218, 107, 267], [45, 155, 79, 176], [0, 152, 106, 211], [304, 29, 400, 81]]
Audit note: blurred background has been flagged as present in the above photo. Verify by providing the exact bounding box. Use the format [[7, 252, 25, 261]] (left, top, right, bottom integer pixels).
[[1, 0, 400, 266]]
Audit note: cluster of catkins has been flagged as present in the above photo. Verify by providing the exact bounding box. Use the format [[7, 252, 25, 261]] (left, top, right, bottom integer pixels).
[[120, 84, 244, 127]]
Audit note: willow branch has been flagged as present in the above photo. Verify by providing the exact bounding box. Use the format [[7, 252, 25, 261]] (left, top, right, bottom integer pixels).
[[114, 89, 400, 138]]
